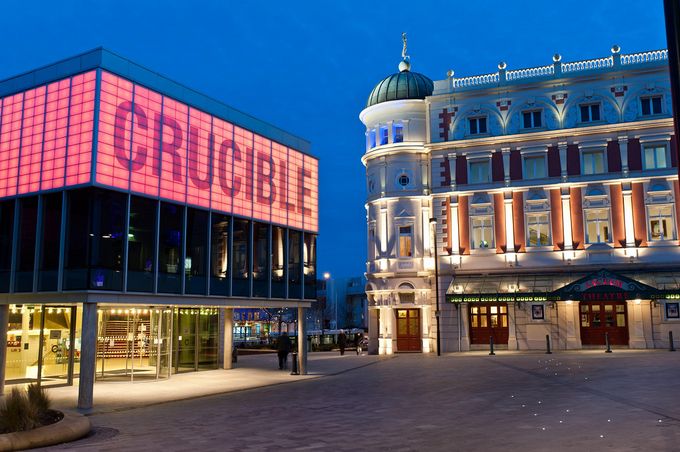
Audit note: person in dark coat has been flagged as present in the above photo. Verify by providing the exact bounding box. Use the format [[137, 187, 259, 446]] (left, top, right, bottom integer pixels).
[[338, 330, 347, 356], [277, 332, 292, 370], [354, 332, 364, 355]]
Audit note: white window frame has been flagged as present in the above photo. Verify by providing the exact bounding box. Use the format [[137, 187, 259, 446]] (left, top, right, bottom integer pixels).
[[470, 215, 494, 250], [522, 153, 548, 180], [579, 103, 601, 123], [521, 109, 542, 129], [647, 204, 676, 241], [642, 143, 669, 170], [581, 148, 607, 175], [468, 158, 491, 184], [584, 208, 612, 244], [379, 126, 389, 145], [640, 95, 663, 116], [468, 116, 488, 135], [526, 212, 552, 247], [393, 122, 404, 143]]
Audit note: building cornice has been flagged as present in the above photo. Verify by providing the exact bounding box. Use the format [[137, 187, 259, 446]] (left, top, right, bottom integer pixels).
[[427, 118, 674, 153]]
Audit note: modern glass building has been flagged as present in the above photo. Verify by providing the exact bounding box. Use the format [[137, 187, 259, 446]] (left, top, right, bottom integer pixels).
[[0, 48, 318, 408]]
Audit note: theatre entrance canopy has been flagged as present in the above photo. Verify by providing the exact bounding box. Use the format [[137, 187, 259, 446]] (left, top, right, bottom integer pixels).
[[446, 269, 680, 304]]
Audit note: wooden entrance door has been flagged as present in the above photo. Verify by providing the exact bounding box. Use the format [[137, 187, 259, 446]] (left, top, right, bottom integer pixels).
[[396, 309, 421, 352], [469, 304, 509, 345], [580, 301, 629, 345]]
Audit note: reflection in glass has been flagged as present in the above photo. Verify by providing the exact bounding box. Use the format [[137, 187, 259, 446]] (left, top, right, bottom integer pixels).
[[232, 219, 250, 297], [304, 233, 316, 300], [253, 222, 269, 297], [210, 214, 230, 296], [38, 193, 62, 291], [0, 200, 14, 292], [64, 190, 90, 289], [185, 208, 208, 295], [271, 226, 286, 298], [127, 196, 156, 292], [89, 190, 126, 290], [288, 230, 302, 299], [15, 197, 38, 292], [158, 203, 183, 293]]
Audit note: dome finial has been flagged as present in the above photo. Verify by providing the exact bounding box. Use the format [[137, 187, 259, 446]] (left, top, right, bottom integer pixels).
[[399, 32, 411, 72]]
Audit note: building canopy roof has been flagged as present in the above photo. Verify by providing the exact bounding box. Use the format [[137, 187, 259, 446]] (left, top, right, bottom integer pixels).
[[446, 269, 680, 303]]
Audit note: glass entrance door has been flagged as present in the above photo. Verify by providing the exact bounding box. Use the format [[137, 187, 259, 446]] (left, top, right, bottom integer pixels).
[[173, 308, 219, 373], [580, 301, 628, 345], [469, 304, 509, 345], [96, 307, 171, 382], [6, 304, 79, 388]]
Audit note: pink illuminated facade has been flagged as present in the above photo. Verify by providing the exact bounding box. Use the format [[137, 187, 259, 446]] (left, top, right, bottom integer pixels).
[[0, 49, 317, 409]]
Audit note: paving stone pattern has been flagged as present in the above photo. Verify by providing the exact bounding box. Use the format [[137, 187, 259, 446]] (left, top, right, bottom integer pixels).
[[42, 351, 680, 451]]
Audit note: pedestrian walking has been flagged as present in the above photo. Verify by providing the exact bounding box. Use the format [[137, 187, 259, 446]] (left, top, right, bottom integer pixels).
[[338, 330, 347, 356], [354, 332, 364, 355], [277, 331, 292, 370]]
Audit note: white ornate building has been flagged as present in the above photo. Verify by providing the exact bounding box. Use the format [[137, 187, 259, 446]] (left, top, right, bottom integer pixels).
[[361, 43, 680, 353]]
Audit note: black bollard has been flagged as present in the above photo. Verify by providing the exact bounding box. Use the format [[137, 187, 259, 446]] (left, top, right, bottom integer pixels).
[[489, 336, 495, 356], [232, 346, 238, 364], [545, 334, 552, 354], [605, 332, 612, 353], [290, 352, 299, 375], [670, 331, 676, 352]]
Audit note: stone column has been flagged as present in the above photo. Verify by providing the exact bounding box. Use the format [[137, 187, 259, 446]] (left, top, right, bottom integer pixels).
[[368, 309, 379, 354], [627, 300, 652, 349], [448, 152, 457, 190], [421, 305, 431, 353], [507, 303, 518, 350], [0, 305, 8, 395], [557, 301, 581, 349], [449, 198, 460, 255], [459, 304, 471, 351], [222, 308, 234, 369], [504, 196, 515, 253], [297, 306, 307, 375], [77, 302, 98, 410]]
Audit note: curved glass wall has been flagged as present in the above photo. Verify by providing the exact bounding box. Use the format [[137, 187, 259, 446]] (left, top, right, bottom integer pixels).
[[95, 307, 172, 382]]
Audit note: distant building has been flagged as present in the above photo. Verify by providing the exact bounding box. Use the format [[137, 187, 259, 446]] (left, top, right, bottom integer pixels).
[[318, 276, 368, 331], [361, 41, 680, 354]]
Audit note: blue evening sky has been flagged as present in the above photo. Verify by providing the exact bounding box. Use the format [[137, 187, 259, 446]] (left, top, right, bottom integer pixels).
[[0, 0, 668, 278]]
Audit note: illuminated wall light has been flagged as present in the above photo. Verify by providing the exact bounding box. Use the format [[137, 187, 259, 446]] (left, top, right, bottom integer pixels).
[[566, 299, 573, 305]]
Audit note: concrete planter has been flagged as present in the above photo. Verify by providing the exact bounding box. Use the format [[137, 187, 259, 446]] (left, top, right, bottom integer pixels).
[[0, 411, 91, 451]]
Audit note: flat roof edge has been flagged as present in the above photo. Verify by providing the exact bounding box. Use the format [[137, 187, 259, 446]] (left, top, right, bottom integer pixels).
[[0, 48, 312, 155]]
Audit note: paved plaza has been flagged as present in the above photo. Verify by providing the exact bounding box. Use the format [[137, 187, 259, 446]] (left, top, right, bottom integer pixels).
[[40, 350, 680, 451]]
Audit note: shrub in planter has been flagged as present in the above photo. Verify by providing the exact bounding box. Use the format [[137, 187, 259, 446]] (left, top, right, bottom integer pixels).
[[0, 384, 57, 434], [0, 387, 39, 433]]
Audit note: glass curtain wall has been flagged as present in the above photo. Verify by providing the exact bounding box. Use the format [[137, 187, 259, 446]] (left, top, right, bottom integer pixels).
[[0, 200, 15, 292], [185, 208, 208, 295], [232, 219, 251, 297], [271, 226, 286, 298], [158, 203, 184, 293], [210, 213, 230, 296], [38, 193, 62, 291], [89, 190, 126, 290], [304, 233, 317, 300], [127, 196, 157, 292], [64, 190, 90, 289], [288, 230, 302, 299], [15, 197, 38, 292], [253, 222, 270, 297]]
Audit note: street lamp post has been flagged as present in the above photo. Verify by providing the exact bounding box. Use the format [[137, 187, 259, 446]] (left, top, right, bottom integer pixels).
[[430, 218, 441, 356]]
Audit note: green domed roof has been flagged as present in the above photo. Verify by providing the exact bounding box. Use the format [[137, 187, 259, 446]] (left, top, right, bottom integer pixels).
[[366, 68, 434, 108]]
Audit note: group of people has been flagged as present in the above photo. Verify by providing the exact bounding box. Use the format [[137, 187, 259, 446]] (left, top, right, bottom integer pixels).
[[277, 331, 366, 369]]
